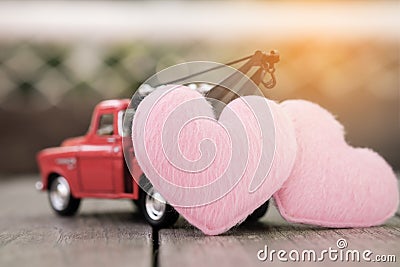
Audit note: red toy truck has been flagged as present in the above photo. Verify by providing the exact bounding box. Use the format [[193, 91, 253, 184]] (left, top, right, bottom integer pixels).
[[36, 99, 180, 228], [36, 98, 269, 228]]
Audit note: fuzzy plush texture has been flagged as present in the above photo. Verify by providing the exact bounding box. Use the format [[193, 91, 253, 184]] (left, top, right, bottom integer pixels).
[[274, 100, 399, 227], [132, 85, 297, 235]]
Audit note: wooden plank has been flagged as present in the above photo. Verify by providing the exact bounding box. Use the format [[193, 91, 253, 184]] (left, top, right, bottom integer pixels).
[[159, 178, 400, 267], [0, 175, 153, 267], [159, 208, 400, 267], [1, 175, 399, 267]]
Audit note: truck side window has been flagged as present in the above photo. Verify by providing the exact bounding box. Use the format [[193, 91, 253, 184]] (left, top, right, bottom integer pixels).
[[97, 114, 114, 136]]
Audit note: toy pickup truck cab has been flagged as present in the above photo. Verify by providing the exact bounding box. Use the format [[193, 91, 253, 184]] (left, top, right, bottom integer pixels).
[[36, 99, 179, 228]]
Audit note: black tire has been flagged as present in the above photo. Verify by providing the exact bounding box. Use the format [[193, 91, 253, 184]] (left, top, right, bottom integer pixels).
[[138, 177, 179, 228], [246, 200, 270, 222], [48, 176, 81, 216], [132, 199, 140, 209]]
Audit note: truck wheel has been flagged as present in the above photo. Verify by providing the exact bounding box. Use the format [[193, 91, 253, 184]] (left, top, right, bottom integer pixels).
[[246, 200, 270, 222], [48, 176, 80, 216], [138, 180, 179, 228]]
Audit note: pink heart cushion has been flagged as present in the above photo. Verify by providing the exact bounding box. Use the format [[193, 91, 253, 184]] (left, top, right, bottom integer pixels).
[[274, 100, 399, 227], [132, 85, 297, 235]]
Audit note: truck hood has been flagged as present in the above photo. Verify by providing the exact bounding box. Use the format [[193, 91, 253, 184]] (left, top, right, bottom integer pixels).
[[61, 136, 85, 147]]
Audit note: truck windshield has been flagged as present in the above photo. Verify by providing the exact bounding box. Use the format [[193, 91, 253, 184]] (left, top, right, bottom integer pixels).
[[119, 109, 135, 137]]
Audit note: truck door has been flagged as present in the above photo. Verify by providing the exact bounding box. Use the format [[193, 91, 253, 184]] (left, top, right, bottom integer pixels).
[[78, 111, 122, 193]]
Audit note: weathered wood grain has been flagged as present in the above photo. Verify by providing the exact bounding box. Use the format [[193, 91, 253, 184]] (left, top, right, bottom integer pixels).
[[1, 175, 399, 267], [0, 175, 152, 267], [159, 208, 400, 267], [159, 179, 400, 267]]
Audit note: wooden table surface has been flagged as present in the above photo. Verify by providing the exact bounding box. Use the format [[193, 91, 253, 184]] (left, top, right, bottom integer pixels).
[[1, 175, 399, 267]]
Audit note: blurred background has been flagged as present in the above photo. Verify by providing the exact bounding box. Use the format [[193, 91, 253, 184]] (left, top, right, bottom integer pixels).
[[0, 0, 398, 175]]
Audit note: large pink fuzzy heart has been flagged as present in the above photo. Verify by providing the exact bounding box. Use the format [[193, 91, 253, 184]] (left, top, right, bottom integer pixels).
[[132, 85, 297, 235], [274, 100, 399, 227]]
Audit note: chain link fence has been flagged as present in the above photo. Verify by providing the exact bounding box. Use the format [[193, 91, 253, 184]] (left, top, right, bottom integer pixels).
[[0, 37, 398, 173]]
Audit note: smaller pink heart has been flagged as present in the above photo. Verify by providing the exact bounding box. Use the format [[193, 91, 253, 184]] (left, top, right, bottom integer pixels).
[[274, 100, 399, 227], [133, 85, 297, 235]]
